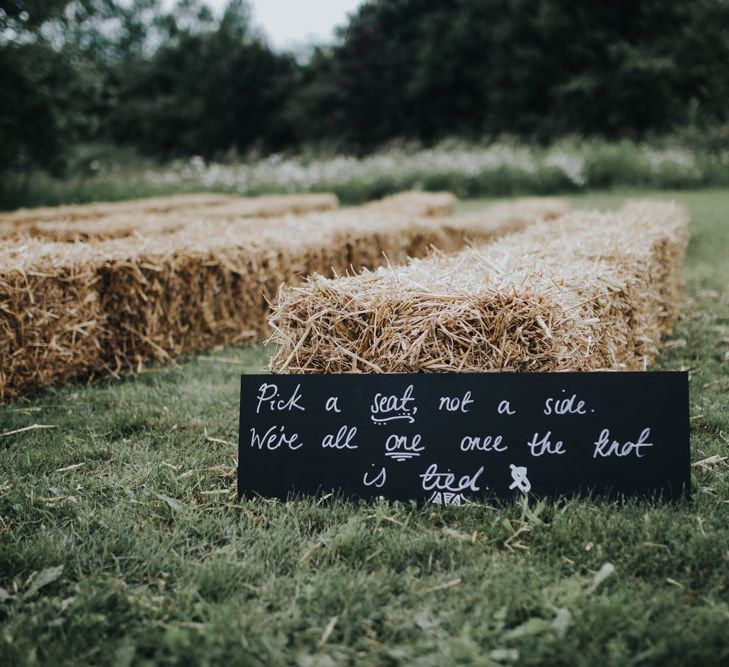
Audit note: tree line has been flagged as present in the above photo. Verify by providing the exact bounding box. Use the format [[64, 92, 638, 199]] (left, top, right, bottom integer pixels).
[[2, 0, 729, 174]]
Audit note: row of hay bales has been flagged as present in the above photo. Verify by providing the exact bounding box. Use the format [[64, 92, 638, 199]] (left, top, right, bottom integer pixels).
[[0, 192, 570, 401], [0, 192, 340, 226], [0, 193, 339, 242], [269, 201, 688, 374]]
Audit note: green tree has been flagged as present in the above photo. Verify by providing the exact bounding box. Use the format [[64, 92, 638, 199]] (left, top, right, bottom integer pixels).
[[106, 0, 299, 157], [0, 1, 107, 174], [293, 0, 729, 147]]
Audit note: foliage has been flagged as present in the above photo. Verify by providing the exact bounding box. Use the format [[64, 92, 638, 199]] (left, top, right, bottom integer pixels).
[[105, 0, 299, 158], [1, 190, 729, 665], [0, 0, 297, 170], [3, 0, 729, 174], [291, 0, 729, 147]]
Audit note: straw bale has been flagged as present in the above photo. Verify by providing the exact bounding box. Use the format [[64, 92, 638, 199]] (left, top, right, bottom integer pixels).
[[0, 196, 569, 400], [363, 191, 458, 217], [93, 196, 569, 372], [0, 216, 184, 243], [0, 193, 340, 242], [0, 243, 105, 401], [439, 197, 571, 238], [268, 200, 687, 374], [0, 193, 237, 226]]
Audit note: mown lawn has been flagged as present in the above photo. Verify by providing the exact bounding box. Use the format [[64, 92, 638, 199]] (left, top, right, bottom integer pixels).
[[1, 190, 728, 666]]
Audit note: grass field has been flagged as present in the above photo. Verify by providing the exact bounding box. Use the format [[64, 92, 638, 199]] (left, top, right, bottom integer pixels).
[[4, 140, 729, 211], [1, 190, 728, 666]]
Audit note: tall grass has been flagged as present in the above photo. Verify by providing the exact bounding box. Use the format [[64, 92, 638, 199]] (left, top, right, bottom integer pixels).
[[3, 139, 729, 209]]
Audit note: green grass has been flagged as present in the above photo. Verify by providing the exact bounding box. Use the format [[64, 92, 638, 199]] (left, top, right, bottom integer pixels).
[[1, 190, 729, 666]]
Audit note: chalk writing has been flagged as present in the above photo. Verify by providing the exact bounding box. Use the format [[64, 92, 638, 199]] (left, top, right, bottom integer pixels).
[[249, 425, 302, 451], [427, 490, 469, 505], [322, 425, 358, 450], [325, 396, 342, 413], [438, 391, 474, 413], [370, 385, 417, 424], [544, 390, 590, 415], [509, 464, 531, 492], [527, 431, 566, 456], [385, 433, 424, 461], [498, 400, 516, 415], [363, 466, 386, 488], [256, 383, 305, 414], [419, 463, 484, 493], [460, 434, 507, 453], [593, 427, 653, 458]]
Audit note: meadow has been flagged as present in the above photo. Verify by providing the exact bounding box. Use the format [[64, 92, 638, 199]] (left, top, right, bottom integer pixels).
[[0, 190, 728, 666], [4, 140, 729, 211]]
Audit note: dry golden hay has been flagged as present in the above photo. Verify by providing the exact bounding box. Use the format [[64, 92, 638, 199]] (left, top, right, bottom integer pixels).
[[0, 196, 569, 401], [362, 191, 458, 217], [0, 216, 184, 243], [0, 243, 105, 400], [268, 200, 688, 375], [182, 193, 339, 218], [0, 193, 340, 242], [438, 197, 571, 238], [0, 193, 237, 226]]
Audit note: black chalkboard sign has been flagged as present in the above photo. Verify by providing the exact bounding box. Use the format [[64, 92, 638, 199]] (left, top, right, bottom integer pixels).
[[238, 372, 690, 503]]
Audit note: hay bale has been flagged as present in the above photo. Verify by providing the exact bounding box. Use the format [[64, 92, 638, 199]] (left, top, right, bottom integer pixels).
[[223, 193, 339, 218], [0, 196, 569, 400], [1, 216, 183, 243], [363, 191, 458, 217], [0, 193, 238, 227], [93, 196, 569, 372], [0, 243, 105, 402], [0, 193, 340, 242], [268, 201, 687, 374], [439, 197, 571, 238]]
